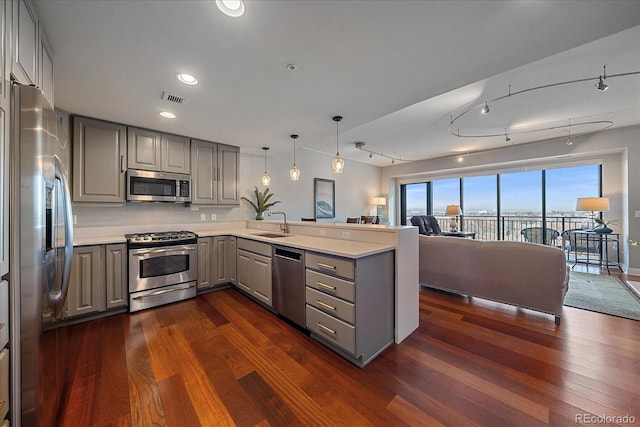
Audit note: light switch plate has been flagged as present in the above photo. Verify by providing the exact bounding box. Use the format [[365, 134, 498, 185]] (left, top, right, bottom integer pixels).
[[635, 211, 640, 218]]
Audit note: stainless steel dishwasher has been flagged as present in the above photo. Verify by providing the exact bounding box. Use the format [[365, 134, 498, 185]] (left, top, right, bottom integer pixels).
[[272, 245, 306, 328]]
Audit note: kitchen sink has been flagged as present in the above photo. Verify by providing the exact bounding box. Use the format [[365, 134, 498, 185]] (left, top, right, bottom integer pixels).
[[254, 232, 292, 238]]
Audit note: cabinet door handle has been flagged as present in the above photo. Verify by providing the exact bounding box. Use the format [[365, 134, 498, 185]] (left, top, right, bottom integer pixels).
[[120, 155, 125, 173], [316, 281, 336, 291], [317, 322, 336, 335], [316, 300, 336, 311], [317, 262, 336, 270]]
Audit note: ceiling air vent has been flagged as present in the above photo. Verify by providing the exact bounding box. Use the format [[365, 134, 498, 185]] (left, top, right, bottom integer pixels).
[[161, 91, 187, 105]]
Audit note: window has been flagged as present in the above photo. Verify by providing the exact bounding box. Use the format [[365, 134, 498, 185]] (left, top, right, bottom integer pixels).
[[400, 163, 601, 238]]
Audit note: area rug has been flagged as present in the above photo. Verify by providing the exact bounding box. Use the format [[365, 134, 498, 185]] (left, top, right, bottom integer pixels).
[[565, 272, 640, 321]]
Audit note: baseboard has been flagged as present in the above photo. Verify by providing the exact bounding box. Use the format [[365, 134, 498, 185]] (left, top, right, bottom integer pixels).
[[627, 267, 640, 276]]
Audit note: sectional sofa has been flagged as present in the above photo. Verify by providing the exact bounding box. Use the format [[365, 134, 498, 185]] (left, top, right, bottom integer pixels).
[[418, 235, 569, 324]]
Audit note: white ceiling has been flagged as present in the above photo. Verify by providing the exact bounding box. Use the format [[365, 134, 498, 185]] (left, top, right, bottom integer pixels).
[[33, 0, 640, 167]]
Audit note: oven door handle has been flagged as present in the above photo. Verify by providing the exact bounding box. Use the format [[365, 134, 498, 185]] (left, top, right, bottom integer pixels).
[[131, 284, 195, 300], [131, 245, 196, 256]]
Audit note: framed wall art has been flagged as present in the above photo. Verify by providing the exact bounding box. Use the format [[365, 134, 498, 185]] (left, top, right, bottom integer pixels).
[[314, 178, 335, 219]]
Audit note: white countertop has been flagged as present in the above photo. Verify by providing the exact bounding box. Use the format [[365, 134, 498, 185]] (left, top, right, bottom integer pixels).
[[73, 228, 394, 259]]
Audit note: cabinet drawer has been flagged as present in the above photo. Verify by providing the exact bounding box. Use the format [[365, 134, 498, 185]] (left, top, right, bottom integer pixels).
[[0, 282, 7, 349], [0, 349, 8, 421], [237, 238, 271, 257], [305, 269, 354, 303], [306, 305, 355, 354], [306, 287, 355, 324], [305, 252, 354, 280]]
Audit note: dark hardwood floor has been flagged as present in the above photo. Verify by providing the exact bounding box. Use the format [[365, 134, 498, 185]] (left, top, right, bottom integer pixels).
[[53, 268, 640, 426]]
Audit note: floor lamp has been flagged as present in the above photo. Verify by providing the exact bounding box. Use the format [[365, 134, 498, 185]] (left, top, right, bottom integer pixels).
[[576, 197, 610, 230]]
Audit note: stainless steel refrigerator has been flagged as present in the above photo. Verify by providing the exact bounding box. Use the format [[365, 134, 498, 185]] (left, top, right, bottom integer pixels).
[[9, 83, 74, 426]]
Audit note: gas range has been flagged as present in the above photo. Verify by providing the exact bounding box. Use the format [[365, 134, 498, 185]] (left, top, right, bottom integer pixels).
[[125, 230, 198, 248]]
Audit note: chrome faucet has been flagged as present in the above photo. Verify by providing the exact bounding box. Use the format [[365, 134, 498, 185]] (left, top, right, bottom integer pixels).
[[269, 211, 288, 233]]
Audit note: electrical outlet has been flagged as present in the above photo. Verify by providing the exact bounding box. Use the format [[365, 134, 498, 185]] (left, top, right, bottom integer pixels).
[[636, 211, 640, 218], [342, 231, 351, 239], [319, 229, 327, 236], [200, 213, 206, 221], [73, 214, 77, 225], [211, 213, 217, 221]]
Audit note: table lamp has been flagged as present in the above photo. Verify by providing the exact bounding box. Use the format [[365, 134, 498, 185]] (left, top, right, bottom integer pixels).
[[575, 197, 609, 230], [445, 204, 462, 232], [372, 197, 387, 216]]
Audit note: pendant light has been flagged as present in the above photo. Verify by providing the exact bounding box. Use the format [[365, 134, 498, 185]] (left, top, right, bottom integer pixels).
[[260, 147, 271, 186], [289, 134, 300, 181], [331, 115, 344, 173]]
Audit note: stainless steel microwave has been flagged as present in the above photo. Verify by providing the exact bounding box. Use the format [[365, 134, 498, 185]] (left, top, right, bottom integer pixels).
[[126, 169, 191, 203]]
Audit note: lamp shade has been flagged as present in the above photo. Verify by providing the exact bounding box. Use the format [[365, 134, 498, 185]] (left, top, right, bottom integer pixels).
[[576, 197, 610, 212], [372, 197, 387, 206], [445, 204, 462, 216]]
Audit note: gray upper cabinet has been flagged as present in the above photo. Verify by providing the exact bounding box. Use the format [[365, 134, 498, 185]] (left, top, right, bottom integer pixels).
[[161, 133, 190, 174], [218, 143, 239, 205], [128, 128, 189, 174], [127, 127, 161, 171], [11, 0, 37, 85], [72, 116, 127, 202], [191, 139, 239, 205], [39, 29, 53, 105]]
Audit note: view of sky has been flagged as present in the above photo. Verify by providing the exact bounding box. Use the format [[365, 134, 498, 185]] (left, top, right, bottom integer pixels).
[[405, 164, 599, 214]]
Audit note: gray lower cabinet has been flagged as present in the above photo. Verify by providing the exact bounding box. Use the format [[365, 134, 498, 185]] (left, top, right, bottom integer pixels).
[[66, 244, 128, 319], [72, 116, 127, 202], [191, 139, 239, 205], [236, 238, 272, 306], [305, 250, 394, 367], [66, 245, 105, 318], [197, 237, 213, 290], [197, 236, 236, 290], [227, 236, 237, 285], [105, 244, 128, 309]]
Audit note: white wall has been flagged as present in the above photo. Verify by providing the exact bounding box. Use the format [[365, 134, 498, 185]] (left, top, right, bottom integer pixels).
[[240, 145, 382, 222], [381, 124, 640, 272], [72, 143, 382, 228]]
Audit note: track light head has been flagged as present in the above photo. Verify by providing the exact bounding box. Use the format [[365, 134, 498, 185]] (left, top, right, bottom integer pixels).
[[595, 75, 608, 91]]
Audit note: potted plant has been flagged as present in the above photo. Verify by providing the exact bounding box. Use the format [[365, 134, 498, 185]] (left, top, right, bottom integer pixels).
[[241, 186, 280, 220], [594, 217, 617, 233]]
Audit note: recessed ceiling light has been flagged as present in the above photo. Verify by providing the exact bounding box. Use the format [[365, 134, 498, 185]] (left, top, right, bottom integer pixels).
[[160, 112, 176, 119], [215, 0, 245, 17], [177, 73, 198, 85]]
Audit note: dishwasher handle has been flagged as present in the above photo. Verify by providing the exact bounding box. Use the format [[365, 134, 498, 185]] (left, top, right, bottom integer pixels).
[[274, 247, 303, 262]]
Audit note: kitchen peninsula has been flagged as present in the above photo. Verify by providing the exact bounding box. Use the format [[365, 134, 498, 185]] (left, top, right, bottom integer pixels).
[[72, 220, 419, 349]]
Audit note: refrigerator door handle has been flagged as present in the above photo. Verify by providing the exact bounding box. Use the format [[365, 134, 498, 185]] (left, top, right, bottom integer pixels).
[[49, 155, 74, 317]]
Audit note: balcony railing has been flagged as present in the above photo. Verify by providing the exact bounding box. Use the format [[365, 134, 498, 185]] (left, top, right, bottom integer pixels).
[[407, 214, 591, 245]]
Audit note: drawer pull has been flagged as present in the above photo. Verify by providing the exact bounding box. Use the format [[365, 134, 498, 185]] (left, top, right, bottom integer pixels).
[[317, 322, 336, 335], [316, 281, 336, 291], [316, 300, 336, 311], [317, 262, 336, 270]]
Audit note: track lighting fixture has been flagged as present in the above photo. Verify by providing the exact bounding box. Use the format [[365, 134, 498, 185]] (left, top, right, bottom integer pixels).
[[260, 147, 271, 186], [595, 65, 608, 91], [505, 129, 510, 142], [331, 116, 345, 173], [448, 65, 638, 140], [289, 135, 300, 181], [354, 141, 407, 164]]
